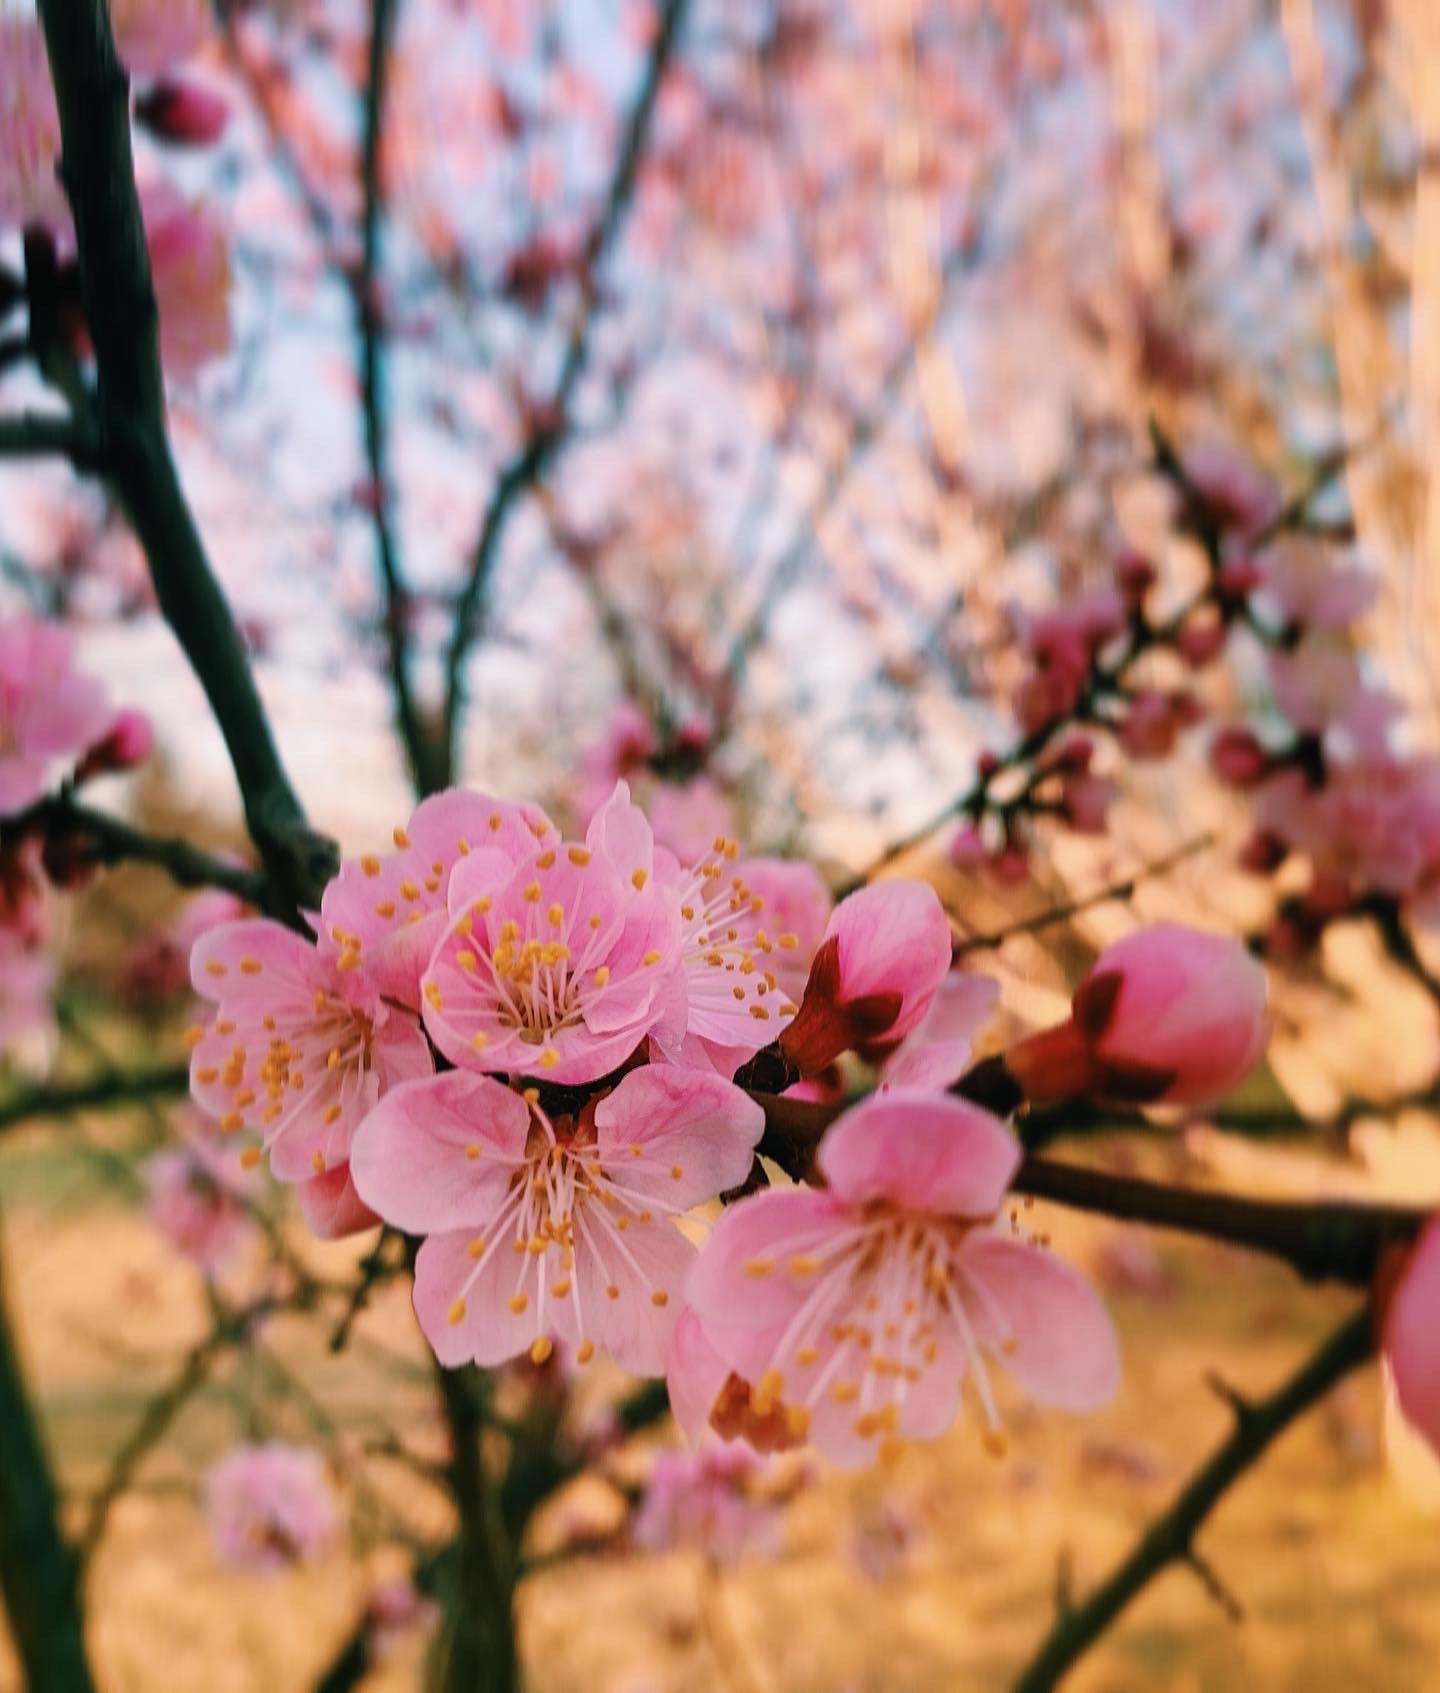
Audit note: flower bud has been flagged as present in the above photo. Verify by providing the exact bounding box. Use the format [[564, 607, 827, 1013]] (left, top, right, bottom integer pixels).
[[1385, 1219, 1440, 1463], [135, 78, 231, 147], [1006, 923, 1268, 1107], [74, 708, 154, 783], [780, 881, 951, 1074], [1210, 726, 1269, 788]]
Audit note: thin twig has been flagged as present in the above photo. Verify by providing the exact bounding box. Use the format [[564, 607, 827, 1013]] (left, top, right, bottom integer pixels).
[[0, 1063, 190, 1138], [0, 410, 100, 465], [1010, 1306, 1373, 1691], [33, 796, 265, 902]]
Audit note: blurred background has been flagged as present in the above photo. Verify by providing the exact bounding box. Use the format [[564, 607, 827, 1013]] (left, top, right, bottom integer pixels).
[[5, 0, 1440, 1687]]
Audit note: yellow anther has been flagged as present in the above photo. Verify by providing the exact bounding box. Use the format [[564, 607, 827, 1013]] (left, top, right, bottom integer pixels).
[[457, 837, 471, 856], [795, 1346, 818, 1366], [456, 949, 477, 971], [789, 1255, 820, 1277], [465, 1145, 481, 1161], [239, 956, 262, 975], [753, 1369, 784, 1413], [749, 1004, 770, 1020], [196, 1066, 218, 1085], [424, 876, 441, 894], [393, 827, 410, 848], [220, 1111, 244, 1133], [522, 1087, 540, 1105], [576, 1339, 595, 1364], [312, 1152, 326, 1173], [324, 1104, 343, 1125], [982, 1430, 1009, 1460], [448, 1298, 467, 1326], [538, 1048, 560, 1071], [642, 949, 662, 966], [399, 879, 420, 901], [374, 899, 396, 918], [785, 1405, 811, 1438], [424, 981, 444, 1010], [651, 1290, 669, 1308], [262, 1103, 282, 1123], [489, 813, 503, 831], [327, 1048, 341, 1069], [606, 1283, 621, 1300], [547, 903, 564, 928], [361, 854, 381, 877], [551, 1278, 572, 1297], [205, 960, 227, 977], [337, 949, 362, 971], [593, 966, 610, 987], [732, 986, 746, 1001], [530, 1336, 553, 1365], [467, 1237, 486, 1258], [234, 1088, 256, 1108], [535, 850, 556, 869], [568, 846, 591, 866], [631, 868, 648, 890], [523, 881, 542, 903], [508, 1292, 529, 1314], [744, 1258, 775, 1278], [239, 1147, 262, 1169], [183, 1025, 206, 1049]]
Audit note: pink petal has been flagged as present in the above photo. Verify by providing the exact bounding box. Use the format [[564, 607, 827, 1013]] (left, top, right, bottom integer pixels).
[[829, 880, 952, 1042], [350, 1072, 528, 1235], [816, 1091, 1019, 1218], [959, 1232, 1121, 1412], [665, 1309, 733, 1446], [1387, 1218, 1440, 1458], [295, 1164, 379, 1240], [593, 1066, 762, 1207], [190, 919, 321, 1005]]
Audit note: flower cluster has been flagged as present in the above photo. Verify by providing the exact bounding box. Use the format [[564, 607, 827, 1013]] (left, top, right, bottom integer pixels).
[[1, 0, 231, 376], [186, 781, 1276, 1470]]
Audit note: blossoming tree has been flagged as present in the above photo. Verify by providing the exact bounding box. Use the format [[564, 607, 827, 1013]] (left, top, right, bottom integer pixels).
[[3, 0, 1440, 1690]]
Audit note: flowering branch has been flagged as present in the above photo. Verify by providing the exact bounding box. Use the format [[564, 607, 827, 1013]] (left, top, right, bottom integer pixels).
[[0, 1061, 190, 1138], [754, 1094, 1428, 1285], [34, 0, 337, 915], [440, 0, 691, 783], [32, 795, 265, 902], [1010, 1305, 1373, 1692]]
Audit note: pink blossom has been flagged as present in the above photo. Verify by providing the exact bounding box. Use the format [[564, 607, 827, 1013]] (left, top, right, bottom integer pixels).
[[684, 1092, 1120, 1468], [350, 1066, 762, 1374], [576, 702, 658, 827], [780, 881, 951, 1075], [880, 972, 1000, 1091], [134, 77, 230, 148], [295, 1163, 379, 1240], [1254, 540, 1376, 634], [0, 620, 114, 818], [72, 707, 154, 782], [632, 1444, 782, 1564], [365, 1576, 440, 1661], [110, 0, 212, 81], [1179, 436, 1281, 537], [1007, 924, 1268, 1107], [188, 918, 432, 1196], [320, 789, 557, 1012], [1118, 690, 1202, 760], [646, 777, 739, 865], [0, 17, 66, 231], [420, 783, 682, 1085], [1265, 641, 1363, 735], [204, 1444, 341, 1574], [121, 883, 249, 1004], [0, 934, 54, 1061], [652, 844, 831, 1076], [140, 183, 232, 375], [1386, 1219, 1440, 1463], [1210, 725, 1270, 788], [143, 1126, 258, 1273], [1058, 772, 1116, 835]]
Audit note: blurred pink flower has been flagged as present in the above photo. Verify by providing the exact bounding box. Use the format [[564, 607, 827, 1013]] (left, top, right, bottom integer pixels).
[[365, 1576, 440, 1661], [0, 620, 114, 818], [0, 935, 54, 1061], [1386, 1219, 1440, 1465], [685, 1092, 1120, 1468], [110, 0, 212, 81], [421, 783, 682, 1085], [122, 884, 249, 1004], [1179, 436, 1281, 537], [188, 917, 432, 1198], [134, 77, 230, 147], [780, 880, 951, 1075], [0, 16, 66, 230], [879, 971, 1000, 1091], [140, 183, 232, 375], [351, 1066, 761, 1375], [1008, 924, 1268, 1107], [143, 1127, 258, 1273], [632, 1445, 782, 1564], [646, 777, 738, 865], [1254, 540, 1375, 634], [204, 1444, 341, 1574]]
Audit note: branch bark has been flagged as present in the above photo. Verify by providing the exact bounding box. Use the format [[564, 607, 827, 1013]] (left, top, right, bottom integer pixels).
[[1011, 1305, 1374, 1691], [35, 0, 336, 915]]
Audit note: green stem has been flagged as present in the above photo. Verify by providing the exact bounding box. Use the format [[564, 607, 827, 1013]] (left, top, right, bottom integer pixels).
[[1011, 1306, 1374, 1691], [0, 1063, 190, 1137]]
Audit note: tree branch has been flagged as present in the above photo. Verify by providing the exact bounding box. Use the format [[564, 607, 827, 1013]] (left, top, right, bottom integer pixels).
[[440, 0, 691, 782], [1011, 1306, 1373, 1691], [0, 1245, 97, 1693], [35, 0, 336, 915], [0, 410, 100, 466], [0, 1062, 190, 1138], [35, 795, 265, 902]]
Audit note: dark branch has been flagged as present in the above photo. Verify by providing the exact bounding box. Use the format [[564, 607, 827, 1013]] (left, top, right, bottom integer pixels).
[[0, 1063, 190, 1138], [1011, 1306, 1373, 1691], [35, 0, 336, 915], [0, 410, 101, 466], [34, 795, 265, 902]]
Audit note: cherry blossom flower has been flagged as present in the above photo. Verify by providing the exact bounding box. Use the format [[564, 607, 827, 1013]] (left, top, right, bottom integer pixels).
[[0, 16, 66, 231], [1006, 924, 1268, 1107], [1253, 540, 1375, 634], [684, 1092, 1120, 1468], [109, 0, 212, 81], [420, 783, 682, 1085], [121, 883, 249, 1005], [204, 1444, 341, 1574], [576, 702, 657, 827], [780, 881, 951, 1075], [0, 620, 115, 819], [143, 1126, 258, 1273], [1178, 435, 1281, 537], [632, 1444, 783, 1564], [140, 183, 232, 376], [320, 789, 557, 1012], [1386, 1219, 1440, 1464], [647, 776, 740, 864], [350, 1065, 762, 1375], [652, 843, 831, 1077], [188, 918, 432, 1191]]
